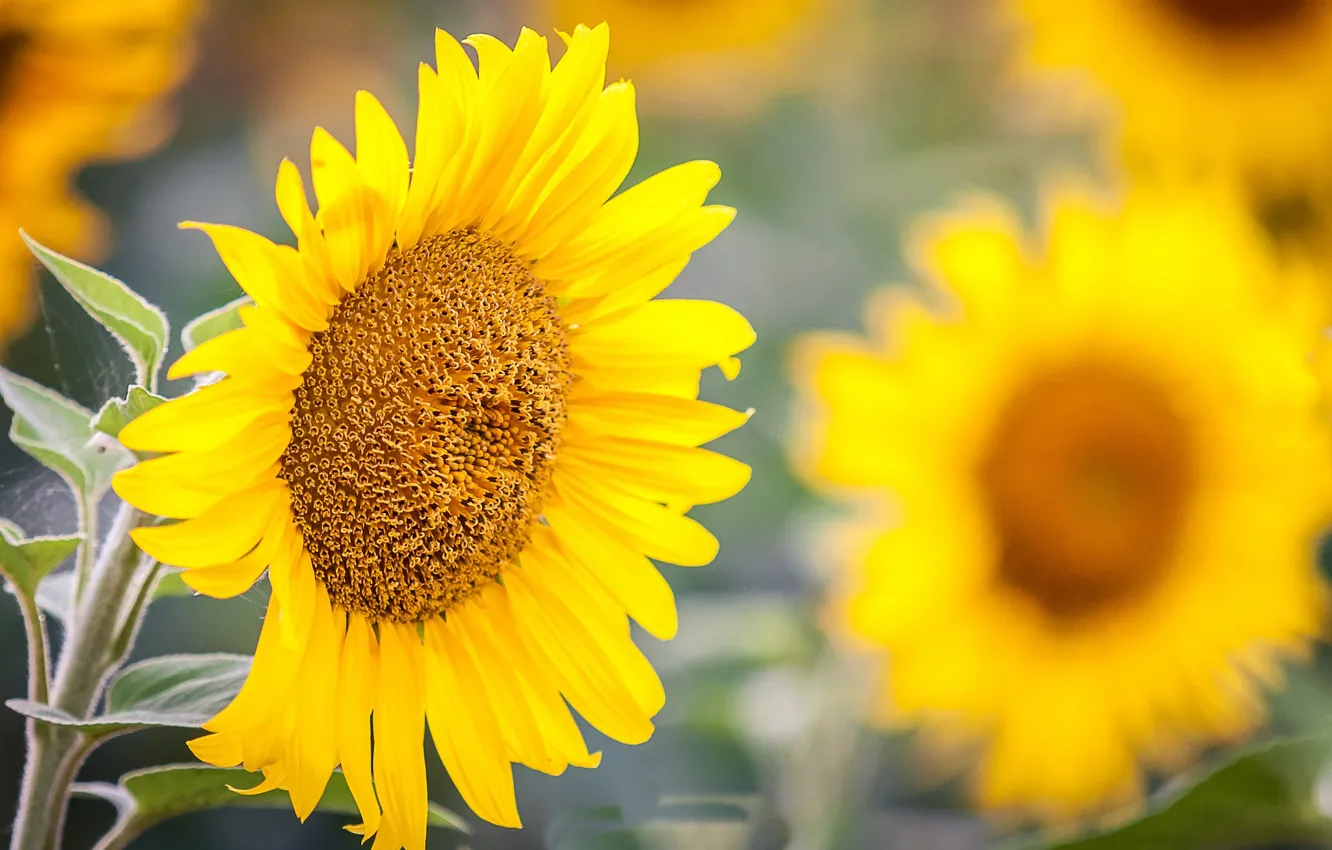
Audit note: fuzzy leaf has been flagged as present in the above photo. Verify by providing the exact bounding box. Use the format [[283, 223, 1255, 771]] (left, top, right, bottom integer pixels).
[[1031, 734, 1332, 850], [0, 367, 130, 498], [150, 568, 191, 600], [7, 654, 250, 736], [94, 387, 167, 440], [21, 232, 169, 387], [180, 296, 250, 352], [0, 525, 80, 598], [34, 570, 74, 622], [74, 765, 468, 847]]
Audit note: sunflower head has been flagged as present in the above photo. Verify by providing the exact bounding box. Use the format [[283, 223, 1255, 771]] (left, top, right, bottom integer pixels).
[[0, 0, 199, 353], [793, 185, 1332, 823], [1009, 0, 1332, 190], [542, 0, 841, 115], [112, 24, 753, 849]]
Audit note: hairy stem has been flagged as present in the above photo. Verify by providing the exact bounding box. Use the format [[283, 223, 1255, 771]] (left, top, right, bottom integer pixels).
[[10, 502, 148, 850], [16, 591, 49, 705], [72, 492, 98, 607]]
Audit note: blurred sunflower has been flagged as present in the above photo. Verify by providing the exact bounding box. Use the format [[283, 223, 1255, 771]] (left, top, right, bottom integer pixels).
[[0, 0, 199, 352], [112, 24, 753, 848], [538, 0, 841, 116], [792, 186, 1332, 823], [1008, 0, 1332, 190]]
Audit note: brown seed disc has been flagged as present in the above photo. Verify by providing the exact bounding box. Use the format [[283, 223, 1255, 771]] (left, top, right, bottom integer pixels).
[[279, 229, 571, 623], [978, 363, 1194, 621]]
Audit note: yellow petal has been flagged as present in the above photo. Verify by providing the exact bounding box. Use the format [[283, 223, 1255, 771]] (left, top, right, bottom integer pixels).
[[354, 90, 409, 261], [187, 730, 242, 766], [543, 498, 678, 640], [275, 158, 342, 305], [337, 610, 382, 838], [504, 564, 656, 745], [565, 389, 750, 446], [180, 222, 329, 332], [536, 160, 722, 282], [395, 64, 447, 250], [238, 304, 315, 375], [229, 763, 286, 796], [454, 33, 548, 226], [112, 419, 287, 519], [424, 618, 522, 828], [471, 585, 601, 770], [310, 127, 379, 291], [286, 585, 343, 820], [572, 299, 755, 375], [559, 431, 751, 506], [207, 590, 300, 733], [511, 82, 639, 259], [167, 325, 298, 382], [553, 476, 719, 567], [129, 483, 285, 568], [269, 531, 316, 650], [374, 621, 429, 850], [117, 377, 291, 453]]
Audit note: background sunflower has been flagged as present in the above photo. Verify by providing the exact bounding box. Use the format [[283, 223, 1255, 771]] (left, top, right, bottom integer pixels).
[[0, 0, 200, 355]]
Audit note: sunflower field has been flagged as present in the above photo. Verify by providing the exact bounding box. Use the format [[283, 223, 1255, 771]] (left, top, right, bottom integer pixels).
[[2, 1, 1332, 849]]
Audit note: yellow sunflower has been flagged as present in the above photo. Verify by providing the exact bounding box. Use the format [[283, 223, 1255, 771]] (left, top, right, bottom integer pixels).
[[0, 0, 199, 351], [111, 24, 753, 847], [537, 0, 839, 116], [1008, 0, 1332, 189], [792, 186, 1332, 823]]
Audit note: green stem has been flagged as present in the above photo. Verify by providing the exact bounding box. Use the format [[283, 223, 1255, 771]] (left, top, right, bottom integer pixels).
[[16, 591, 49, 705], [72, 492, 98, 607], [9, 502, 148, 850]]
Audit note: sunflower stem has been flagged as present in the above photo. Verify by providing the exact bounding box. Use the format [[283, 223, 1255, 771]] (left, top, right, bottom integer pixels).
[[72, 491, 98, 606], [10, 502, 149, 850]]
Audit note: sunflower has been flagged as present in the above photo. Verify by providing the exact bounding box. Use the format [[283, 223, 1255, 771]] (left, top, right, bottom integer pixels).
[[792, 186, 1332, 823], [536, 0, 839, 116], [0, 0, 199, 352], [1008, 0, 1332, 191], [111, 24, 752, 846]]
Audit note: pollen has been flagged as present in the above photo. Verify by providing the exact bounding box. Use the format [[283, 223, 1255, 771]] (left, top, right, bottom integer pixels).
[[279, 229, 571, 624]]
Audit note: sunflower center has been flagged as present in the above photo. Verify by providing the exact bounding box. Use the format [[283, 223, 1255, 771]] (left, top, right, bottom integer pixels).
[[0, 28, 29, 97], [1161, 0, 1315, 35], [279, 229, 570, 624], [978, 364, 1193, 620]]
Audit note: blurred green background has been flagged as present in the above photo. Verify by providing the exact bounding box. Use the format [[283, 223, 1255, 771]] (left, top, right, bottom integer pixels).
[[0, 0, 1120, 847]]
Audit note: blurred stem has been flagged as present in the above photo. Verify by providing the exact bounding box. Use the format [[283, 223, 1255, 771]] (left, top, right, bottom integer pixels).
[[10, 502, 148, 850]]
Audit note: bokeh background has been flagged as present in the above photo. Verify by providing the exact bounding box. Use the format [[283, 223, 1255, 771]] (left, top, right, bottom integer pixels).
[[0, 0, 1287, 848]]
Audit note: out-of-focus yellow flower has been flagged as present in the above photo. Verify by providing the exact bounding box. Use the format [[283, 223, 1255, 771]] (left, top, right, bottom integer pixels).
[[538, 0, 842, 116], [792, 186, 1332, 824], [112, 25, 753, 848], [0, 0, 200, 353], [1008, 1, 1332, 190]]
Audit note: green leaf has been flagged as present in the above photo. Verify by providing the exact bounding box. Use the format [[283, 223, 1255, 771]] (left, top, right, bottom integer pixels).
[[74, 764, 468, 848], [6, 653, 250, 736], [1033, 734, 1332, 850], [106, 653, 249, 719], [35, 570, 73, 622], [0, 367, 131, 498], [94, 387, 167, 440], [150, 568, 191, 600], [0, 525, 80, 598], [21, 232, 169, 388], [180, 295, 249, 352]]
